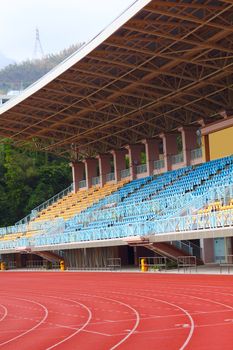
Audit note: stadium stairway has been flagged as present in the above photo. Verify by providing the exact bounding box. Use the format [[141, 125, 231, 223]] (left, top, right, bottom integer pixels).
[[33, 251, 62, 263], [126, 239, 203, 264]]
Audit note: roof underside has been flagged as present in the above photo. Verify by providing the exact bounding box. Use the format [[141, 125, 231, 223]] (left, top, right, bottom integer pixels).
[[1, 0, 233, 159]]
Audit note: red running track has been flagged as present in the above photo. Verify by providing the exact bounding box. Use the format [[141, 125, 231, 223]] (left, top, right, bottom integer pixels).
[[0, 272, 233, 349]]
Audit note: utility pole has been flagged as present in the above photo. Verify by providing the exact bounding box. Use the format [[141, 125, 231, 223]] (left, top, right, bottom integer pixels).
[[33, 27, 44, 59]]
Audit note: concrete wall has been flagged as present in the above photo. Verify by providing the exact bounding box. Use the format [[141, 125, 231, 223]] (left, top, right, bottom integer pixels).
[[203, 238, 214, 263], [209, 126, 233, 160]]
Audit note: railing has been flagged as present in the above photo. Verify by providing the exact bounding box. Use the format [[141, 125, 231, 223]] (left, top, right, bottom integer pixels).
[[1, 183, 233, 250], [14, 182, 231, 239], [0, 223, 28, 236], [171, 153, 184, 165], [171, 240, 202, 259], [5, 182, 233, 232], [1, 208, 233, 251], [106, 258, 121, 270], [15, 183, 74, 225], [139, 256, 168, 270], [0, 219, 63, 237], [79, 180, 87, 188], [177, 256, 197, 272], [171, 241, 193, 255], [106, 172, 115, 182], [121, 168, 130, 179], [154, 159, 165, 170], [92, 176, 100, 186], [71, 191, 194, 226], [191, 148, 202, 160], [184, 240, 202, 259], [136, 164, 147, 174]]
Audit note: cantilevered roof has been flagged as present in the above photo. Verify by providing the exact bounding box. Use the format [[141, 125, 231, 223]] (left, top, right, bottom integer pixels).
[[1, 0, 233, 159]]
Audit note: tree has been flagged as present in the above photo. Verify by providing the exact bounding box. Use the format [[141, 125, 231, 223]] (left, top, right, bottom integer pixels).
[[0, 140, 71, 226]]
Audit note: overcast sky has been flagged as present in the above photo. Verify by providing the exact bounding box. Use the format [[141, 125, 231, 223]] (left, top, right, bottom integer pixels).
[[0, 0, 134, 62]]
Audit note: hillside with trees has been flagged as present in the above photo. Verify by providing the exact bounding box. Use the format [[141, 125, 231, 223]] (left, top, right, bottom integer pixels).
[[0, 141, 72, 227], [0, 46, 85, 227], [0, 43, 83, 93]]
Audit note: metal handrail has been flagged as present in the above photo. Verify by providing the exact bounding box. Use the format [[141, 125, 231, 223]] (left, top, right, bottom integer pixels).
[[92, 176, 100, 186], [121, 168, 130, 179], [136, 164, 147, 174], [15, 183, 74, 225], [171, 153, 184, 165], [79, 180, 87, 188], [2, 182, 233, 237], [106, 172, 115, 182], [171, 241, 192, 254], [1, 207, 233, 251], [191, 148, 202, 160], [154, 159, 165, 170]]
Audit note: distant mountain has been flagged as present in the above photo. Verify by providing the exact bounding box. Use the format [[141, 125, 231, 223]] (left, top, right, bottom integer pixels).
[[0, 43, 83, 94], [0, 51, 14, 70]]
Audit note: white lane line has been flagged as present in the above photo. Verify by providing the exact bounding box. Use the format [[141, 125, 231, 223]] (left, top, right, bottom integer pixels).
[[174, 292, 233, 315], [109, 300, 140, 350], [138, 295, 194, 350], [45, 297, 92, 350], [0, 297, 48, 347], [83, 329, 111, 337], [142, 292, 233, 349], [53, 322, 110, 336], [76, 292, 140, 350], [110, 319, 233, 337], [107, 291, 194, 350], [0, 304, 8, 323]]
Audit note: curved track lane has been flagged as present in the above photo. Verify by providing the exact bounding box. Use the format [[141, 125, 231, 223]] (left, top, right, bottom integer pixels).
[[0, 272, 233, 349]]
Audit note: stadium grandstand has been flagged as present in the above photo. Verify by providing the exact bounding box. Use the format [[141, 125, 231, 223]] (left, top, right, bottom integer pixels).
[[1, 0, 233, 270]]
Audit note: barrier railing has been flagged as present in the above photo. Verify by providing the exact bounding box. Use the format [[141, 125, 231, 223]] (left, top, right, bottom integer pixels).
[[219, 255, 233, 273], [1, 207, 233, 251], [70, 191, 195, 227], [106, 172, 115, 182], [79, 180, 87, 188], [121, 168, 130, 179], [174, 240, 202, 259], [92, 176, 100, 186], [171, 241, 193, 255], [1, 181, 233, 237], [0, 218, 63, 237], [0, 223, 28, 236], [15, 183, 73, 225], [177, 256, 197, 272], [106, 258, 121, 270], [1, 183, 233, 250], [26, 260, 59, 269], [139, 257, 168, 271], [66, 264, 116, 271], [154, 159, 164, 170], [8, 261, 17, 269], [136, 164, 147, 174], [171, 153, 184, 165], [190, 148, 202, 160]]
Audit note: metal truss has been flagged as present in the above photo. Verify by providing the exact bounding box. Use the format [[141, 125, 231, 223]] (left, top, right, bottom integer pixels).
[[0, 0, 233, 159]]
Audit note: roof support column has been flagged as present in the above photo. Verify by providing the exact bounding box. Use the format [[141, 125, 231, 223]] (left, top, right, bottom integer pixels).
[[84, 158, 98, 189], [142, 138, 160, 176], [125, 144, 144, 180], [70, 161, 85, 193], [160, 133, 179, 171], [111, 149, 127, 182], [97, 154, 112, 187], [179, 127, 198, 166]]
